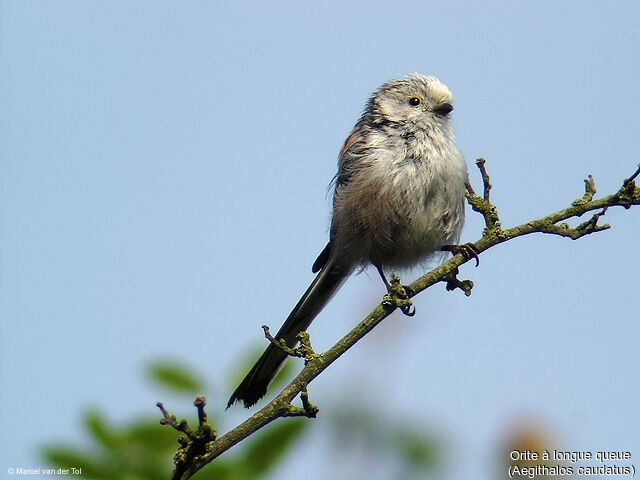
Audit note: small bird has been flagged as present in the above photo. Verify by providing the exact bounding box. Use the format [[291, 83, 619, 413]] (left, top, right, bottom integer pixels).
[[228, 73, 469, 408]]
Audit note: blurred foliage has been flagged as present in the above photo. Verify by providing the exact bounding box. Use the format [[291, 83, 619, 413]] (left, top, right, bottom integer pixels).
[[41, 357, 444, 480], [328, 406, 442, 479], [146, 360, 204, 393], [41, 359, 307, 480]]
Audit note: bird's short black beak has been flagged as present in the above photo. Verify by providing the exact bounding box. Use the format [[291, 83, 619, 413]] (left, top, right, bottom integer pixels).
[[433, 103, 453, 116]]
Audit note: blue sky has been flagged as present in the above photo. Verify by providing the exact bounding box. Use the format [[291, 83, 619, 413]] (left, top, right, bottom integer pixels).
[[1, 1, 639, 479]]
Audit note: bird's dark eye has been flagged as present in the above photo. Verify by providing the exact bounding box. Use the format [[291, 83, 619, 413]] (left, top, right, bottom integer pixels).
[[408, 96, 422, 106], [433, 103, 453, 116]]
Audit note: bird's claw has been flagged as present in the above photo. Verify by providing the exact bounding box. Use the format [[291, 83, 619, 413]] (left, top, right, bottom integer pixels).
[[441, 242, 480, 266], [382, 275, 416, 316], [400, 303, 415, 316]]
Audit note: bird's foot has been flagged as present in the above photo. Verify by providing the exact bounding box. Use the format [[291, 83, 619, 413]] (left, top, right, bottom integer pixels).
[[382, 274, 415, 316], [441, 242, 480, 266]]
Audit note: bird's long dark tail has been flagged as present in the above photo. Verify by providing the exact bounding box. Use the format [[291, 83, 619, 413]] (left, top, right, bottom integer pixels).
[[227, 258, 348, 408]]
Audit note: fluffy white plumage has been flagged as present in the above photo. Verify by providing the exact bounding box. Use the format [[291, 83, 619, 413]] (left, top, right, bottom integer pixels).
[[330, 73, 468, 270], [228, 73, 468, 408]]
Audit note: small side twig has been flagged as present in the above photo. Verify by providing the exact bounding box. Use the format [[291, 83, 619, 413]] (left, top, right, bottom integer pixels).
[[623, 162, 640, 186], [616, 162, 640, 208], [262, 325, 302, 357], [157, 402, 198, 441], [465, 159, 502, 233], [262, 325, 317, 361], [157, 399, 216, 480], [300, 389, 318, 417], [533, 175, 614, 240], [476, 158, 492, 201], [443, 267, 474, 297], [194, 395, 207, 426], [575, 207, 609, 234], [282, 387, 319, 418], [572, 175, 597, 206]]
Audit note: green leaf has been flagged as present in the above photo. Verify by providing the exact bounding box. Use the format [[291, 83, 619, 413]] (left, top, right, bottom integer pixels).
[[239, 418, 308, 478], [41, 447, 108, 480], [267, 357, 296, 392], [146, 360, 204, 393], [393, 430, 440, 469], [84, 409, 120, 451], [125, 419, 179, 449], [193, 461, 236, 480], [42, 357, 312, 480]]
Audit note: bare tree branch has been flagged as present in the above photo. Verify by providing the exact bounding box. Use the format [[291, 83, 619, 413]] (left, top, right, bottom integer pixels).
[[159, 160, 640, 480]]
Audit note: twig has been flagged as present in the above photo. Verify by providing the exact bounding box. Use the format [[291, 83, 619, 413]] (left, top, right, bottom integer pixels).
[[262, 325, 316, 360], [623, 162, 640, 186], [262, 325, 302, 357], [282, 388, 319, 418], [157, 399, 216, 479], [157, 402, 197, 441], [572, 175, 596, 206], [476, 158, 492, 201], [444, 268, 474, 297], [194, 396, 207, 426], [465, 158, 501, 231]]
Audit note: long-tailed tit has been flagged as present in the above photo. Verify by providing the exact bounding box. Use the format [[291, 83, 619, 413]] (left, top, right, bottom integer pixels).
[[228, 73, 469, 408]]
